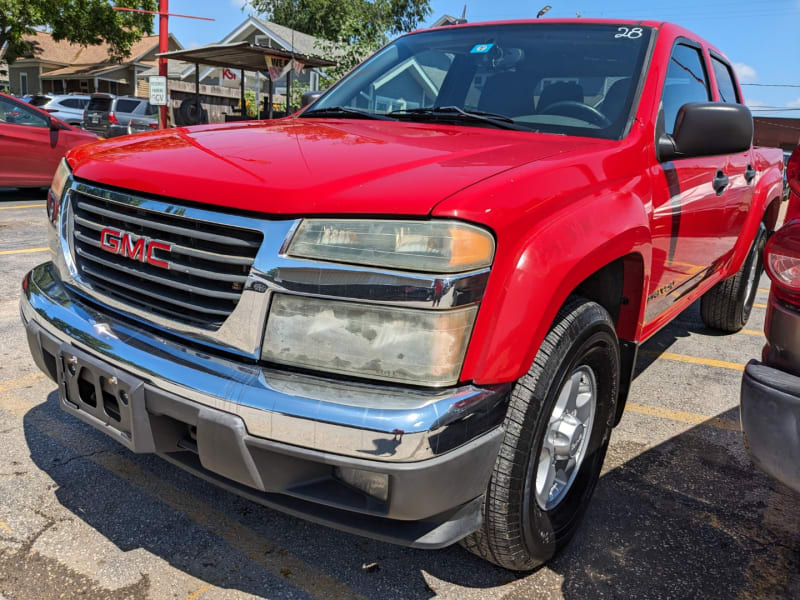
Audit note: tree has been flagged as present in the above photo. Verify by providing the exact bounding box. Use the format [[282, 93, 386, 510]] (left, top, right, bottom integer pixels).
[[247, 0, 431, 84], [0, 0, 157, 65]]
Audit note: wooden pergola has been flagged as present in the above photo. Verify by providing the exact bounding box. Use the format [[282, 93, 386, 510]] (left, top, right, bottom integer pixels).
[[159, 42, 337, 119]]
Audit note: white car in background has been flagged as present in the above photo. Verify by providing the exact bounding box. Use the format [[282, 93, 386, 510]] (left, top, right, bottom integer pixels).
[[29, 94, 92, 127]]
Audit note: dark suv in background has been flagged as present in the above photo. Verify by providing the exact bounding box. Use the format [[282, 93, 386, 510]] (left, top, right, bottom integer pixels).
[[83, 94, 158, 138]]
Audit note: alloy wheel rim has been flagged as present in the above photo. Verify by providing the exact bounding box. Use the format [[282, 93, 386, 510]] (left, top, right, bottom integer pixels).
[[534, 365, 597, 511]]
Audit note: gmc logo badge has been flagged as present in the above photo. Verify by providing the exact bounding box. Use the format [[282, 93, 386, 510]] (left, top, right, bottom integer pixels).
[[99, 228, 171, 269]]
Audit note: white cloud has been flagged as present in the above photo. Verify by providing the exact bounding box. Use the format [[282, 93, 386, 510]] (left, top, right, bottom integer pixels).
[[788, 97, 800, 108], [231, 0, 248, 8], [733, 62, 757, 84]]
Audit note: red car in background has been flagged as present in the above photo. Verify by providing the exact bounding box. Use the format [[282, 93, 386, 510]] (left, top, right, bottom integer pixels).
[[0, 92, 97, 188]]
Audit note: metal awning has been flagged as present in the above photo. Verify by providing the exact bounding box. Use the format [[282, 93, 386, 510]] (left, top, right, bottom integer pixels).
[[158, 42, 337, 70]]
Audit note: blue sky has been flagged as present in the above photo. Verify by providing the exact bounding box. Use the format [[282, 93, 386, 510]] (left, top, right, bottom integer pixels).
[[165, 0, 800, 117]]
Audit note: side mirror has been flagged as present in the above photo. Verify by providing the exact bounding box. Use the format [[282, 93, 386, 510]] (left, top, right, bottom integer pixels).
[[788, 146, 800, 198], [301, 90, 323, 108], [658, 102, 753, 162]]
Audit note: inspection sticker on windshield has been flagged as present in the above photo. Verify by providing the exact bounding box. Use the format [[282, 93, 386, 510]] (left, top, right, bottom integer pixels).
[[470, 43, 494, 53]]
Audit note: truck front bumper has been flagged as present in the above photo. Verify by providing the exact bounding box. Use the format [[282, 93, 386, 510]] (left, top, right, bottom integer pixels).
[[20, 262, 508, 548], [740, 360, 800, 493]]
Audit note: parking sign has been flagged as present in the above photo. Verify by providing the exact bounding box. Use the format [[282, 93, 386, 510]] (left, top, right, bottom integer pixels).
[[149, 76, 168, 106]]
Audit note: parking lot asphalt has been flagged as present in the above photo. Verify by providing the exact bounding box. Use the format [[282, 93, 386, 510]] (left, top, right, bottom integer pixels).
[[1, 189, 799, 600]]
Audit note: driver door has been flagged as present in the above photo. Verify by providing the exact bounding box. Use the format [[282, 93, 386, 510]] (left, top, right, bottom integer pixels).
[[646, 42, 733, 322]]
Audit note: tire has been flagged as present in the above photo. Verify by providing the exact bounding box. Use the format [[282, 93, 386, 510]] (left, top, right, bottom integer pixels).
[[700, 223, 767, 333], [177, 98, 208, 126], [460, 297, 619, 571]]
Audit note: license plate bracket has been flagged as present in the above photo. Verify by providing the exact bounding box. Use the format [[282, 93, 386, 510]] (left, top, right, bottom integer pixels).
[[56, 344, 156, 453]]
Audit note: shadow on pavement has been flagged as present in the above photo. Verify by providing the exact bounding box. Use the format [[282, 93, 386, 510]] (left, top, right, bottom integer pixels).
[[20, 308, 798, 599]]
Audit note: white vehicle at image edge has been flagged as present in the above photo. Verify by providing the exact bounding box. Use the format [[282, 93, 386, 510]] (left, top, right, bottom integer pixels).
[[29, 94, 91, 127]]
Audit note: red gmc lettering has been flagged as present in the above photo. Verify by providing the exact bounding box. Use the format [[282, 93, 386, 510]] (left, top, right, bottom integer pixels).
[[99, 228, 121, 253], [146, 241, 171, 269], [99, 227, 170, 269], [121, 235, 146, 262]]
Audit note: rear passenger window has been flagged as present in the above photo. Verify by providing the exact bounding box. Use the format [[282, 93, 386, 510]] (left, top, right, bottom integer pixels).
[[62, 99, 82, 108], [144, 102, 158, 115], [711, 57, 740, 103], [116, 99, 141, 113], [661, 43, 711, 134]]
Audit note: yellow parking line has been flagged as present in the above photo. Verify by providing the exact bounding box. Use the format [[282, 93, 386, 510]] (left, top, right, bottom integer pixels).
[[0, 373, 45, 395], [741, 329, 765, 337], [0, 247, 50, 256], [0, 203, 45, 210], [757, 288, 770, 294], [753, 303, 767, 309], [184, 585, 211, 600], [625, 402, 740, 431], [641, 350, 745, 371]]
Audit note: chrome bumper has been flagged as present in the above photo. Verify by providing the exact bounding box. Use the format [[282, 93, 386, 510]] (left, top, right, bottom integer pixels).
[[21, 261, 509, 463]]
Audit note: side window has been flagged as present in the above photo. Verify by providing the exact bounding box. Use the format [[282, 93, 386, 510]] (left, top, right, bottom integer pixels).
[[711, 57, 740, 103], [144, 102, 158, 116], [116, 99, 140, 113], [62, 99, 81, 109], [661, 43, 711, 134], [0, 97, 49, 128]]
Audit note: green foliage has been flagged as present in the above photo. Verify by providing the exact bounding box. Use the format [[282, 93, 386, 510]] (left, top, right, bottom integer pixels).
[[243, 89, 258, 117], [289, 81, 311, 112], [246, 0, 431, 87], [0, 0, 157, 64]]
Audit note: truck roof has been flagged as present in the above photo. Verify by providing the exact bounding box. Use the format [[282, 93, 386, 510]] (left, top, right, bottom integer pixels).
[[409, 18, 727, 64]]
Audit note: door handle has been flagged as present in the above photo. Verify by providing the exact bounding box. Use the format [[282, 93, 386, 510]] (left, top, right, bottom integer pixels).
[[713, 169, 729, 195], [745, 163, 757, 184]]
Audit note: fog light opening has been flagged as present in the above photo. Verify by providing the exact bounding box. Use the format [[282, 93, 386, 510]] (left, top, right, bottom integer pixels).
[[334, 467, 389, 503]]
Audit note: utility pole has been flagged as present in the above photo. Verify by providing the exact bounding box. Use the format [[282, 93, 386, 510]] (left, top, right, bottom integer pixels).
[[159, 0, 169, 129], [113, 2, 214, 129]]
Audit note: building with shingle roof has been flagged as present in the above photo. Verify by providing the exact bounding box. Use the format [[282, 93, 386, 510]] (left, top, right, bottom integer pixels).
[[8, 30, 182, 97]]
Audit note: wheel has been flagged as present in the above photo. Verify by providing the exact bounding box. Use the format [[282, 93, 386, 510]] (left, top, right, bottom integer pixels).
[[700, 223, 767, 333], [460, 297, 619, 571]]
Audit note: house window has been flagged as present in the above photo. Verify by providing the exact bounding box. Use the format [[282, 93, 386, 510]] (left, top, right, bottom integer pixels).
[[20, 72, 28, 95], [79, 80, 89, 92]]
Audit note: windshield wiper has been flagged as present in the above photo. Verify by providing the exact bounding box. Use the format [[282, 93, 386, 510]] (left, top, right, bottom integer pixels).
[[302, 106, 395, 120], [388, 106, 529, 131]]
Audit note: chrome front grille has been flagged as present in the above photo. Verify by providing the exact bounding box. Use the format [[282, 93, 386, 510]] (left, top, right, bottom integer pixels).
[[70, 187, 263, 329]]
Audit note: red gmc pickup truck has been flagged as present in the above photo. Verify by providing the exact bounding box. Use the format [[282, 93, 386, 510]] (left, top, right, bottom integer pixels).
[[21, 19, 784, 570]]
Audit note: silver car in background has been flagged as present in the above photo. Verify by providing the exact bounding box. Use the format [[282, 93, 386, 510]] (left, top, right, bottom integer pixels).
[[29, 94, 91, 127]]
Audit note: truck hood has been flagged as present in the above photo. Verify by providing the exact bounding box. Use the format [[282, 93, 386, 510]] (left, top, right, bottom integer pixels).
[[67, 118, 604, 215]]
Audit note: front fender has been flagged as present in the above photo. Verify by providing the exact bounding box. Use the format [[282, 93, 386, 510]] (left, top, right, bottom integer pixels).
[[453, 190, 651, 385], [726, 164, 783, 276]]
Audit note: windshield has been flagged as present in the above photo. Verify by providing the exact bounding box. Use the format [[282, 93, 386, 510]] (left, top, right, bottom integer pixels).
[[307, 23, 653, 139], [87, 97, 112, 111], [29, 96, 52, 107]]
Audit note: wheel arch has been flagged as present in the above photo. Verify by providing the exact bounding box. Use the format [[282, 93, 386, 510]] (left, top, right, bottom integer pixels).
[[464, 209, 652, 392], [727, 166, 784, 276]]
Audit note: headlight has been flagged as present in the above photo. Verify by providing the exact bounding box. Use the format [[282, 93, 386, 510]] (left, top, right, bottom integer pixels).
[[47, 158, 71, 226], [262, 294, 477, 387], [287, 219, 494, 273]]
